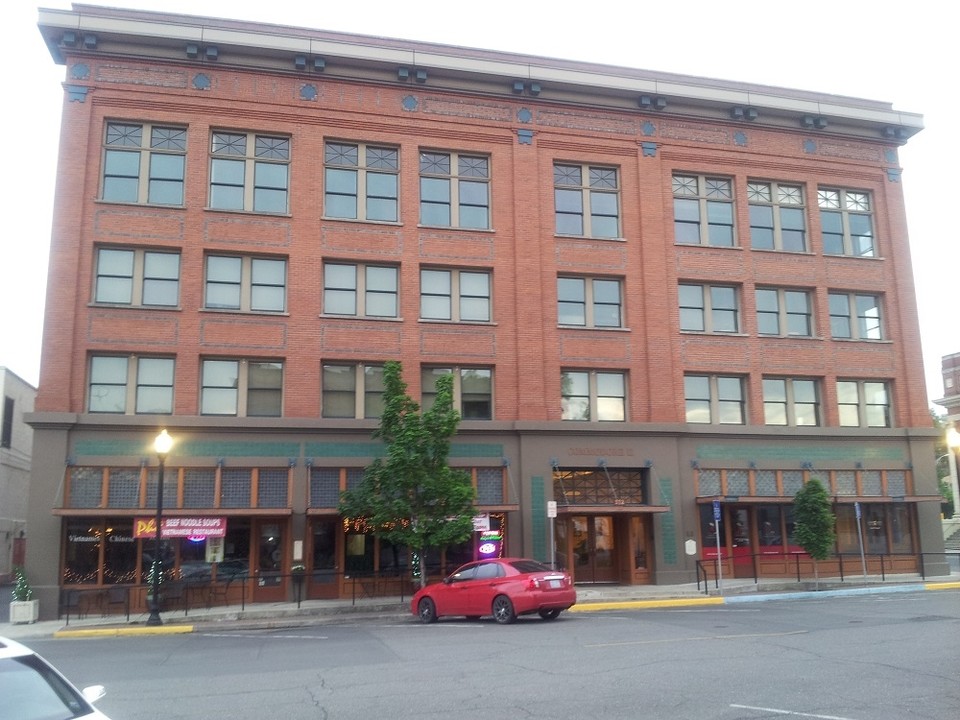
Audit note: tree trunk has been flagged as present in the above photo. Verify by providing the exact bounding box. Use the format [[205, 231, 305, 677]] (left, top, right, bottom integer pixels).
[[418, 552, 428, 589]]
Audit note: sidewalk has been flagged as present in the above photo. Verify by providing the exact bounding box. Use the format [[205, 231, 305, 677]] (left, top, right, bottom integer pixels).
[[3, 572, 958, 641]]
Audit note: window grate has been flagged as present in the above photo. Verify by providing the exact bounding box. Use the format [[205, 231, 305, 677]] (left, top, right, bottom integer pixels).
[[221, 468, 252, 508], [183, 469, 216, 508], [476, 467, 504, 504], [107, 468, 140, 508], [310, 468, 340, 508], [257, 469, 288, 508], [70, 468, 103, 508]]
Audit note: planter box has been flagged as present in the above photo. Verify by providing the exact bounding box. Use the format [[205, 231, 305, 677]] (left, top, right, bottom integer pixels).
[[10, 599, 40, 624]]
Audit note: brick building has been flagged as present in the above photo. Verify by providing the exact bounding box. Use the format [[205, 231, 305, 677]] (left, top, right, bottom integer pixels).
[[28, 4, 947, 619]]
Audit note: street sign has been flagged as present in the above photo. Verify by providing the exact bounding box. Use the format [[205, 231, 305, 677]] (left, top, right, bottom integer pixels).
[[712, 499, 721, 521], [547, 500, 557, 518]]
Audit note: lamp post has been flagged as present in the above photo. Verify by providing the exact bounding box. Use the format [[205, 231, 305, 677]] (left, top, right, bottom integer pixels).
[[146, 429, 174, 626], [947, 427, 960, 520]]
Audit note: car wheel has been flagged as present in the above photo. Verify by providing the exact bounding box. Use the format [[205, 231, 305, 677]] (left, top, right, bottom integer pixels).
[[538, 608, 561, 620], [417, 597, 438, 624], [492, 595, 516, 624]]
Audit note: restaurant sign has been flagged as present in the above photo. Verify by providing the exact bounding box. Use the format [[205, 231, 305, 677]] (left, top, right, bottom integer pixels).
[[134, 517, 227, 539]]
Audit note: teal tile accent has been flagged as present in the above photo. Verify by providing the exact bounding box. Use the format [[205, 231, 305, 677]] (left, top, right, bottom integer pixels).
[[658, 477, 677, 565], [305, 442, 384, 458], [696, 444, 903, 462], [530, 476, 545, 562], [74, 439, 300, 458], [450, 443, 504, 458]]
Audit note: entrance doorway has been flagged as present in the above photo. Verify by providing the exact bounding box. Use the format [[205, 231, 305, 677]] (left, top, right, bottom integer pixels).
[[571, 515, 617, 583], [252, 520, 285, 602]]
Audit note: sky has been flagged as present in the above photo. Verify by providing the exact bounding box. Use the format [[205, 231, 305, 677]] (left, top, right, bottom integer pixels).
[[3, 1, 955, 410]]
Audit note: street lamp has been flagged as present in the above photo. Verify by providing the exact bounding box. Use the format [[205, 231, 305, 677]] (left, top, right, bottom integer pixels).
[[947, 427, 960, 520], [146, 429, 174, 626]]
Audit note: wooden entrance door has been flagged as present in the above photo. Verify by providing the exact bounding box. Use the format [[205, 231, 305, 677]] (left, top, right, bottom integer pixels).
[[571, 515, 618, 583]]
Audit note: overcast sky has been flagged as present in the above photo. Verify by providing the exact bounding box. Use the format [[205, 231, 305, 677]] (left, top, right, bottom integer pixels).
[[4, 1, 954, 410]]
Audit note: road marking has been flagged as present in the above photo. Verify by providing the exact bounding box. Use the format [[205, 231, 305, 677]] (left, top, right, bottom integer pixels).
[[199, 632, 329, 640], [731, 704, 858, 719], [585, 629, 807, 648]]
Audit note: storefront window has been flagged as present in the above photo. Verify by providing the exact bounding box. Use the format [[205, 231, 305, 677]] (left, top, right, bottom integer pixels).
[[345, 528, 374, 573], [699, 505, 725, 558], [835, 505, 858, 553], [223, 521, 250, 578], [311, 520, 337, 584], [889, 503, 914, 553], [63, 520, 101, 584], [103, 521, 136, 584], [756, 507, 783, 552], [379, 538, 408, 575]]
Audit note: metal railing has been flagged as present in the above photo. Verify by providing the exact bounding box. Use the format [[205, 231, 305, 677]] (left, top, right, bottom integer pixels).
[[695, 550, 959, 594]]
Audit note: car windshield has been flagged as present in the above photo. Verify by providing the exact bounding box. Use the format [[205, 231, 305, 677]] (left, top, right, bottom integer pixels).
[[0, 654, 93, 720], [508, 559, 552, 574]]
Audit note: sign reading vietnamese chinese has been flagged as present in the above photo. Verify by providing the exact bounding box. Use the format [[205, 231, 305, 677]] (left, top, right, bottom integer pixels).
[[134, 517, 227, 539]]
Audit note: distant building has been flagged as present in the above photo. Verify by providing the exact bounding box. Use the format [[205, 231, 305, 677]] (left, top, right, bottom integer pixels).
[[28, 5, 947, 619], [0, 367, 35, 583], [935, 352, 960, 423]]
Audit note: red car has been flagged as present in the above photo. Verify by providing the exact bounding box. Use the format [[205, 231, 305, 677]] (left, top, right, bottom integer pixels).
[[411, 558, 577, 624]]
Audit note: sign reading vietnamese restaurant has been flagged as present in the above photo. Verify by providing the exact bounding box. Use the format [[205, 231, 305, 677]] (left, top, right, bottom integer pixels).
[[134, 517, 227, 539]]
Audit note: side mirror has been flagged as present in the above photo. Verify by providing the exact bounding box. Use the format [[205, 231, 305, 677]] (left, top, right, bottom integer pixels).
[[443, 577, 452, 585], [82, 685, 106, 704]]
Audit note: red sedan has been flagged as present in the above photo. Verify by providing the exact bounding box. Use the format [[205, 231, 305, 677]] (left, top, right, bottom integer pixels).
[[411, 558, 577, 624]]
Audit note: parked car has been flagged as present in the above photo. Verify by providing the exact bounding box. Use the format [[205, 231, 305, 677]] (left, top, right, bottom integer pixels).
[[411, 558, 577, 624], [0, 636, 112, 719]]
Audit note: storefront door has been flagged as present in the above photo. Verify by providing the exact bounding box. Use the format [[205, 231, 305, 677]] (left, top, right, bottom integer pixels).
[[571, 515, 618, 583], [252, 520, 285, 602], [729, 507, 755, 578]]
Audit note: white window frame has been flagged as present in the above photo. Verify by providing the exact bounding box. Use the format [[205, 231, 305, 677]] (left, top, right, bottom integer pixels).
[[560, 369, 627, 422], [322, 262, 399, 318], [421, 366, 494, 420], [94, 247, 180, 307], [673, 174, 735, 247], [762, 377, 821, 426], [828, 291, 883, 340], [679, 283, 740, 333], [747, 181, 807, 252], [200, 359, 283, 417], [818, 188, 875, 257], [324, 141, 399, 222], [204, 255, 287, 313], [755, 287, 813, 337], [101, 121, 186, 205], [837, 380, 892, 428], [420, 268, 491, 322], [209, 131, 290, 214], [684, 374, 746, 424], [420, 150, 491, 229], [321, 363, 386, 419], [88, 355, 175, 414], [557, 276, 623, 328]]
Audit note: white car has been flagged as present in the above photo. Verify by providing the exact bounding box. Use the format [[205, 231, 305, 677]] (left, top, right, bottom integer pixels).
[[0, 636, 112, 719]]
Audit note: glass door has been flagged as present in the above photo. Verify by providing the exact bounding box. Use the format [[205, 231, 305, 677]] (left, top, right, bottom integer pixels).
[[252, 521, 285, 602], [571, 515, 618, 583]]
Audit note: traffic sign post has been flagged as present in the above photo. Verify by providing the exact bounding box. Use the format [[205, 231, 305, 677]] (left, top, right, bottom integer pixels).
[[855, 501, 868, 578], [713, 499, 723, 595], [547, 501, 558, 569]]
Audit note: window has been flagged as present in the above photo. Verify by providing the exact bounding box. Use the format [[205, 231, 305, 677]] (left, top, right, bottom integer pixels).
[[561, 370, 626, 421], [818, 188, 875, 257], [205, 255, 287, 313], [762, 377, 820, 426], [838, 380, 892, 427], [755, 288, 812, 336], [88, 356, 175, 414], [672, 175, 734, 246], [554, 163, 620, 238], [322, 263, 398, 318], [684, 375, 745, 424], [101, 122, 186, 205], [421, 367, 493, 420], [321, 363, 386, 419], [828, 292, 882, 340], [324, 141, 399, 222], [420, 151, 490, 229], [209, 131, 289, 213], [1, 396, 13, 449], [94, 248, 180, 307], [420, 268, 491, 322], [557, 277, 622, 327], [200, 359, 282, 416], [678, 284, 739, 333], [747, 181, 806, 251]]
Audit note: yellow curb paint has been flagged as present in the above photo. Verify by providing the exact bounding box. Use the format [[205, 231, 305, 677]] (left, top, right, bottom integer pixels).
[[54, 625, 194, 638], [569, 597, 725, 612], [924, 581, 960, 591]]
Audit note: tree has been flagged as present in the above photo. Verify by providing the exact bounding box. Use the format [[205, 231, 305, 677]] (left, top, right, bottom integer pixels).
[[339, 361, 476, 588], [793, 477, 835, 588]]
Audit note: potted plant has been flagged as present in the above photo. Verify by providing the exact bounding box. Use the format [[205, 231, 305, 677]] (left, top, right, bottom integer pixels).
[[9, 566, 39, 624]]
